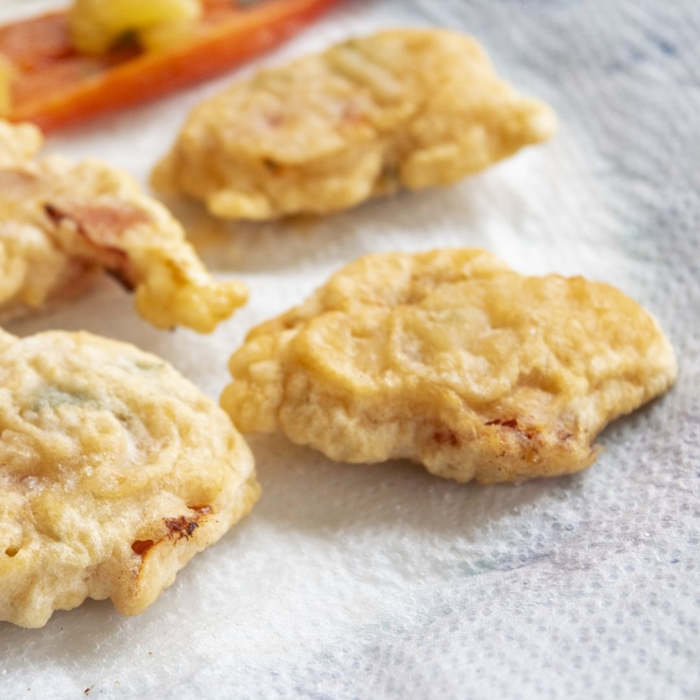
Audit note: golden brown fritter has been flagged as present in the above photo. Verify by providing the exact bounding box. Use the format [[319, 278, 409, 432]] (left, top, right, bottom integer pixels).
[[221, 249, 676, 483], [0, 120, 247, 331], [152, 28, 556, 220], [0, 329, 259, 628]]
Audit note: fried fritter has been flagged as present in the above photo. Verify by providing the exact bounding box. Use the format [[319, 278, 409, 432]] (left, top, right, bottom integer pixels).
[[221, 249, 676, 483], [152, 28, 556, 220], [0, 329, 259, 628], [0, 120, 247, 331]]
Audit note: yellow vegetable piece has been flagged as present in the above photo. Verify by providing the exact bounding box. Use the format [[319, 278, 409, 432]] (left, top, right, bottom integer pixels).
[[69, 0, 201, 55]]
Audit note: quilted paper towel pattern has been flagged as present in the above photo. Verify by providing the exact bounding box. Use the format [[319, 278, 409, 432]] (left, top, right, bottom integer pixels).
[[0, 0, 698, 698]]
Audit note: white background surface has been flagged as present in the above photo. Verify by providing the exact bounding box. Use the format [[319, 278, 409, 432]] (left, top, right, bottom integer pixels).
[[1, 1, 698, 698]]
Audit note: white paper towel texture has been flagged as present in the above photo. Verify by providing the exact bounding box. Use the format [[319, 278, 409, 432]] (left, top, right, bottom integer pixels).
[[0, 1, 698, 698]]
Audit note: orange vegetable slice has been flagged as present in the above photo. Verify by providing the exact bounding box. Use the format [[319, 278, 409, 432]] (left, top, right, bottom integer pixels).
[[0, 0, 340, 132]]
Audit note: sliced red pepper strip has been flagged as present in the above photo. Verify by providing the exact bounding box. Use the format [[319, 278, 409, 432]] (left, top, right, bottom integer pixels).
[[1, 0, 340, 132]]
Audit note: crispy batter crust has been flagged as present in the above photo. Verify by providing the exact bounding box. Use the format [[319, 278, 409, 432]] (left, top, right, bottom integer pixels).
[[0, 120, 247, 332], [152, 29, 556, 219], [0, 330, 258, 628], [221, 249, 677, 483]]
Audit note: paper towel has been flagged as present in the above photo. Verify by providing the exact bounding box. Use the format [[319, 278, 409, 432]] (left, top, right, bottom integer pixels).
[[0, 1, 698, 698]]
